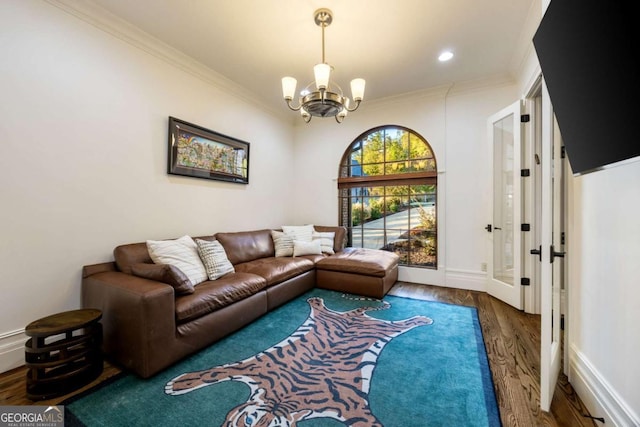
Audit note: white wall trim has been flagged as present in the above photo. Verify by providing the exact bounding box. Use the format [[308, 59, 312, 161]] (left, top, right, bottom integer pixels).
[[569, 344, 640, 427], [445, 268, 487, 292], [0, 329, 26, 374], [398, 266, 446, 287], [397, 268, 487, 293]]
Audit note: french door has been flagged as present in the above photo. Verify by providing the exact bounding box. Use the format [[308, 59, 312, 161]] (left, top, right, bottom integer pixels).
[[539, 80, 564, 411], [488, 84, 565, 411], [487, 101, 523, 310]]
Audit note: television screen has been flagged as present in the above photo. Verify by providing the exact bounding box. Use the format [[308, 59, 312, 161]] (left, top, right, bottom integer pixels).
[[533, 1, 640, 175]]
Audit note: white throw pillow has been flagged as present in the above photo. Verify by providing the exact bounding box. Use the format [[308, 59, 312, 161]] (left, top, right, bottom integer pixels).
[[195, 239, 235, 280], [293, 239, 322, 257], [282, 224, 314, 242], [312, 231, 335, 254], [146, 235, 208, 286], [271, 230, 294, 257]]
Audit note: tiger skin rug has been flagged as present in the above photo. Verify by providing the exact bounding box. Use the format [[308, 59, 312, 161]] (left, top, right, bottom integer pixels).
[[165, 296, 433, 427]]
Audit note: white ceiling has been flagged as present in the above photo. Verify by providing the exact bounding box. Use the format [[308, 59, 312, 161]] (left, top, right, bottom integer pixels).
[[87, 0, 539, 114]]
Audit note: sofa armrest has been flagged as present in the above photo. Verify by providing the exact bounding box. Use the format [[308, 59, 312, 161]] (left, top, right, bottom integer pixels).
[[82, 263, 176, 377]]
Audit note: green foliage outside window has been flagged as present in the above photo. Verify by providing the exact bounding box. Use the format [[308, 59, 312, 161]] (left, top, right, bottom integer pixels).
[[340, 126, 438, 269]]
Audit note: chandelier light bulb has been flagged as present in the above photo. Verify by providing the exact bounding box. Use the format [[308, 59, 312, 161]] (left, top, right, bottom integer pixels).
[[281, 77, 297, 100], [314, 63, 331, 90], [350, 78, 366, 101]]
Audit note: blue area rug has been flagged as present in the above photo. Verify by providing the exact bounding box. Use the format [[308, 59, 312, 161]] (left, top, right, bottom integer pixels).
[[64, 289, 501, 426]]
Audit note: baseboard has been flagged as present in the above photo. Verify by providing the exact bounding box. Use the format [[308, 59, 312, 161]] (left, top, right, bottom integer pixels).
[[397, 266, 486, 292], [569, 344, 640, 427], [444, 268, 486, 292], [0, 329, 26, 374]]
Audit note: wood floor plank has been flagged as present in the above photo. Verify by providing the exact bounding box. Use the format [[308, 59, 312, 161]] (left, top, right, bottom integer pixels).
[[1, 282, 597, 427]]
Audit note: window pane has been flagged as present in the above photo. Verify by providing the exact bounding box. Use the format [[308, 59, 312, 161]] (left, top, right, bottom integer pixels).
[[349, 227, 363, 247], [363, 228, 385, 250], [362, 162, 384, 176], [410, 134, 431, 159], [410, 184, 436, 195], [385, 129, 409, 162], [384, 160, 411, 174], [350, 142, 362, 165], [361, 195, 383, 228], [386, 185, 409, 196], [408, 232, 437, 267], [350, 165, 364, 177], [362, 133, 384, 176]]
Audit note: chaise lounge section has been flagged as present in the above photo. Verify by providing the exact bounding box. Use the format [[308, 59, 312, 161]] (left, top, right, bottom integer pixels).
[[315, 247, 399, 299]]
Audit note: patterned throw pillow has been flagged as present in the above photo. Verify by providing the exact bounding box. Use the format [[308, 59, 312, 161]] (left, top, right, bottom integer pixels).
[[271, 230, 294, 257], [196, 239, 235, 280], [281, 224, 314, 242], [293, 239, 323, 257], [146, 235, 208, 286], [312, 231, 335, 254]]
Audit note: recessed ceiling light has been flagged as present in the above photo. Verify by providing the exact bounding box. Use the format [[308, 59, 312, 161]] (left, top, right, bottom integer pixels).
[[438, 51, 454, 62]]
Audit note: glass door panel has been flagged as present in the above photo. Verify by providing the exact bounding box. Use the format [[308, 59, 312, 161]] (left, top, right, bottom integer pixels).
[[487, 101, 523, 310], [493, 114, 515, 285]]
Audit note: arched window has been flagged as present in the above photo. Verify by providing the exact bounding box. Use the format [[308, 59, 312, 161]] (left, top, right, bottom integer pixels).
[[338, 126, 437, 268]]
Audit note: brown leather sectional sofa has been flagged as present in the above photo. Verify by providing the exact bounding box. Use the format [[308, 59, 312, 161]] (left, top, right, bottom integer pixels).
[[81, 226, 399, 378]]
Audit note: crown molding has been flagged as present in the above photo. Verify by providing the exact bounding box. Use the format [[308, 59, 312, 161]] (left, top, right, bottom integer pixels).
[[44, 0, 288, 121]]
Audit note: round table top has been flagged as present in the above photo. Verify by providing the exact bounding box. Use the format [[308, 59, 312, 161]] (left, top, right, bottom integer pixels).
[[25, 308, 102, 337]]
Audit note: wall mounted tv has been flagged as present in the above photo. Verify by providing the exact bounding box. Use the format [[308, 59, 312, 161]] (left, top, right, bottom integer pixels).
[[533, 1, 640, 175]]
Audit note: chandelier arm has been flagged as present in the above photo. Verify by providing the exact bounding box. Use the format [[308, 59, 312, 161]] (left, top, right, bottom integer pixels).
[[285, 98, 302, 111], [335, 114, 344, 124], [344, 99, 361, 112], [304, 114, 312, 123]]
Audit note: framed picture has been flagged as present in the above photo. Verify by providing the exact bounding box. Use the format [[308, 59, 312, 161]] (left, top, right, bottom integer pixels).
[[167, 117, 250, 184]]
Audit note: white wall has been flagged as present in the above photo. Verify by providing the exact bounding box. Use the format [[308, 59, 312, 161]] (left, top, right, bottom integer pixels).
[[0, 1, 294, 372], [292, 80, 518, 288], [568, 161, 640, 426]]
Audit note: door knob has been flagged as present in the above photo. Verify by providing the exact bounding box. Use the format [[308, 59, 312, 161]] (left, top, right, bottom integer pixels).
[[530, 246, 542, 262], [485, 224, 492, 232], [550, 245, 566, 263]]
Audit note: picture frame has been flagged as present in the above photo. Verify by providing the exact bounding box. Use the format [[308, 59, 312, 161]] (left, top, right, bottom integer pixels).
[[167, 117, 250, 184]]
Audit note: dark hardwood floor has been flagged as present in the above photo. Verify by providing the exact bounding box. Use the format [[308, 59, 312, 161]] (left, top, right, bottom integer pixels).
[[0, 282, 595, 426]]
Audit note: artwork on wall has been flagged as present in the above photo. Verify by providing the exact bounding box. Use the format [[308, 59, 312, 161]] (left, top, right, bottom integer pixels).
[[167, 117, 250, 184]]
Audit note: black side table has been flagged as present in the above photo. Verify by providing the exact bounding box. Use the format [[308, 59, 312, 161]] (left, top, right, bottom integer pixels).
[[24, 308, 103, 400]]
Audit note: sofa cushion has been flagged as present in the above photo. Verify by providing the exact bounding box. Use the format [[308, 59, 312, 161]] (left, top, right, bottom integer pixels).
[[130, 263, 195, 295], [215, 229, 274, 265], [315, 248, 399, 278], [196, 239, 235, 280], [234, 257, 315, 286], [174, 272, 267, 324], [147, 236, 208, 286]]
